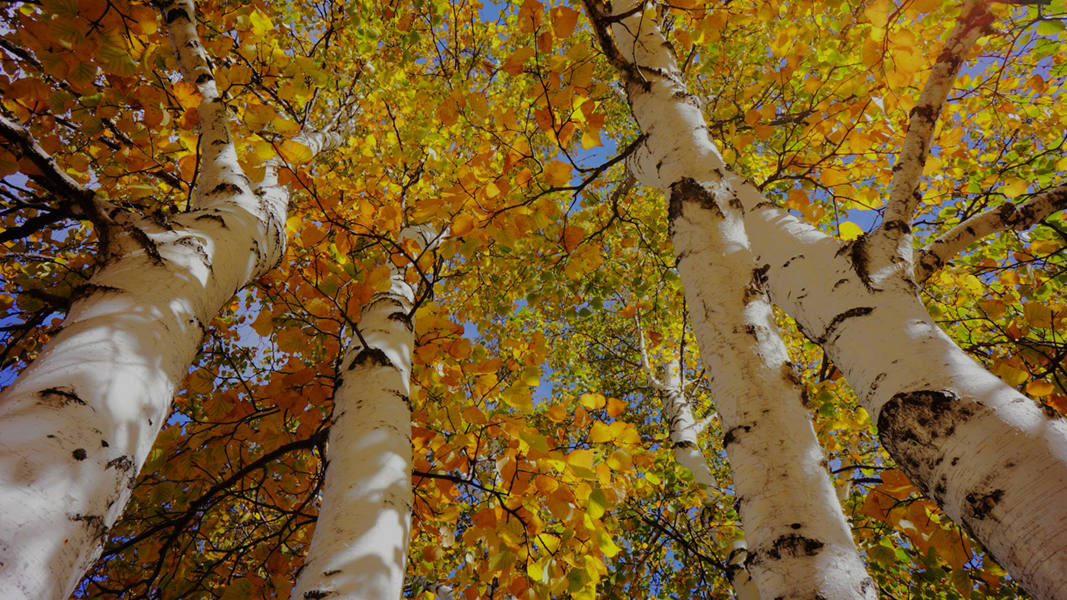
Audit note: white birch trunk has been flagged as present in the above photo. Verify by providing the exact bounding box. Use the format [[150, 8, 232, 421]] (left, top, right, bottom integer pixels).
[[587, 3, 876, 597], [289, 271, 417, 600], [740, 200, 1067, 600], [0, 2, 341, 596]]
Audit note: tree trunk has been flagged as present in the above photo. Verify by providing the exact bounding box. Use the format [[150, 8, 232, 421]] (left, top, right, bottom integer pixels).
[[289, 268, 418, 599], [0, 1, 340, 596], [584, 2, 877, 597], [739, 200, 1067, 600]]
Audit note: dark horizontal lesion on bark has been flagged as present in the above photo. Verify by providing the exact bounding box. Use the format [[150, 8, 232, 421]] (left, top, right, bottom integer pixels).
[[669, 177, 723, 221], [38, 385, 86, 407], [193, 213, 228, 228], [387, 310, 413, 331], [348, 347, 393, 370], [671, 439, 697, 449], [722, 423, 752, 448], [815, 306, 874, 345], [877, 389, 986, 499], [745, 533, 825, 568]]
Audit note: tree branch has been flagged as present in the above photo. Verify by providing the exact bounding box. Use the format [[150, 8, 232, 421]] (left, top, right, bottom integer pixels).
[[0, 113, 97, 212], [916, 183, 1067, 282], [881, 0, 994, 231]]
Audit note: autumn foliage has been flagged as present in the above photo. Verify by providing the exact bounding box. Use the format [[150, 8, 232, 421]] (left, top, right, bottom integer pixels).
[[1, 0, 1065, 598]]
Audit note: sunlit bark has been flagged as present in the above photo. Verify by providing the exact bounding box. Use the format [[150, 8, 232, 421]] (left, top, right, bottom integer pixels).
[[584, 2, 877, 597], [0, 2, 344, 597]]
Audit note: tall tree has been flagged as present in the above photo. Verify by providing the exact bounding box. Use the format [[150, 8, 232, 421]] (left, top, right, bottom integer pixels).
[[582, 1, 876, 597], [0, 1, 348, 597], [581, 0, 1067, 598]]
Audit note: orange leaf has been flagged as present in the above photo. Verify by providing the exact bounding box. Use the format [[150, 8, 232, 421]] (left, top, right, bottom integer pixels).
[[550, 6, 579, 38]]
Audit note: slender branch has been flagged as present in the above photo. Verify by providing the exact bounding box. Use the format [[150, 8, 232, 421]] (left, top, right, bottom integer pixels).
[[917, 183, 1067, 282], [634, 314, 665, 390], [881, 0, 994, 230]]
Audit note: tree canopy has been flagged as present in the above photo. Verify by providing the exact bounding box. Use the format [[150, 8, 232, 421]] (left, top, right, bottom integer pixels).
[[1, 0, 1065, 598]]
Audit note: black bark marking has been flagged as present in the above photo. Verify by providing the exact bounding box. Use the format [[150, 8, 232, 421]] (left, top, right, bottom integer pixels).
[[195, 73, 212, 84], [815, 307, 874, 345], [669, 177, 723, 220], [128, 226, 164, 265], [749, 534, 825, 568], [790, 522, 802, 530], [100, 440, 109, 447], [193, 213, 228, 228], [176, 236, 212, 270], [965, 488, 1004, 521], [106, 455, 134, 473], [38, 386, 86, 407], [722, 424, 752, 448], [882, 219, 912, 234], [781, 254, 804, 268], [164, 8, 189, 23], [208, 182, 244, 196], [71, 283, 123, 302], [387, 311, 413, 331], [672, 440, 697, 449], [72, 448, 87, 460], [877, 389, 976, 494], [348, 347, 392, 370], [71, 513, 106, 541], [909, 104, 936, 123], [303, 591, 330, 599], [323, 569, 342, 576]]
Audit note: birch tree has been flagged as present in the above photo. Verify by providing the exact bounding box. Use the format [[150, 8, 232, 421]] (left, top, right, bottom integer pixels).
[[0, 1, 349, 597], [581, 1, 876, 597], [581, 0, 1067, 598], [290, 226, 439, 600]]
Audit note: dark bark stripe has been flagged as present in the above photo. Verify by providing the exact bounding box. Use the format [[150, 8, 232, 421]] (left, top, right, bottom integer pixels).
[[348, 347, 393, 370], [816, 307, 874, 345], [387, 310, 413, 331], [669, 177, 723, 221], [38, 386, 86, 407], [722, 424, 752, 448]]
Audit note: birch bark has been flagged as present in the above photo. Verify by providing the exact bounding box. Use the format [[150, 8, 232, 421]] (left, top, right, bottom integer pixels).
[[0, 2, 343, 597], [596, 0, 1067, 595], [584, 2, 876, 597], [290, 227, 436, 600]]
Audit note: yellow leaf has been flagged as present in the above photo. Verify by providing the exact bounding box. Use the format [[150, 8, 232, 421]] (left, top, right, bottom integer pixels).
[[544, 160, 572, 187], [606, 397, 625, 417], [579, 392, 605, 410], [550, 6, 579, 38], [563, 224, 586, 252], [589, 421, 614, 443], [527, 559, 544, 582], [273, 116, 300, 135], [1003, 177, 1028, 197], [172, 81, 202, 109], [839, 221, 864, 240], [503, 384, 534, 413], [279, 140, 313, 164], [785, 189, 809, 210], [567, 449, 595, 472], [366, 264, 393, 293], [452, 213, 475, 236], [546, 403, 568, 422], [587, 487, 607, 519]]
